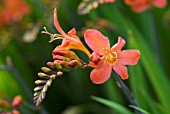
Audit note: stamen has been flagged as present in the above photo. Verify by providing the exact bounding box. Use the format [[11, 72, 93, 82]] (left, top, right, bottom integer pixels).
[[106, 52, 117, 65], [41, 27, 64, 43], [111, 52, 117, 58], [102, 48, 118, 65], [49, 35, 64, 43]]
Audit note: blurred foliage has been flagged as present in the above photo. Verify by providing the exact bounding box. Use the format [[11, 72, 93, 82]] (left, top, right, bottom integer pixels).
[[0, 0, 170, 114]]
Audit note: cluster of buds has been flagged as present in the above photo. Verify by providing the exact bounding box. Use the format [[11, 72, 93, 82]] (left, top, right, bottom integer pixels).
[[0, 95, 22, 114], [34, 47, 88, 106], [77, 0, 115, 15], [34, 8, 89, 106]]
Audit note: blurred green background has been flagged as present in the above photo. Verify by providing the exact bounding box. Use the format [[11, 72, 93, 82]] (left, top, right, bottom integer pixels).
[[0, 0, 170, 114]]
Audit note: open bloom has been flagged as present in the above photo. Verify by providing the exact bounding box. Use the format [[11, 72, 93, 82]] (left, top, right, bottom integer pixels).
[[84, 29, 140, 84], [124, 0, 167, 13], [53, 8, 90, 57]]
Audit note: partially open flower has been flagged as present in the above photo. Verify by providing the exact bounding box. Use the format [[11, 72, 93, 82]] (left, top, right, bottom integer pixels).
[[84, 29, 140, 84], [42, 8, 90, 57]]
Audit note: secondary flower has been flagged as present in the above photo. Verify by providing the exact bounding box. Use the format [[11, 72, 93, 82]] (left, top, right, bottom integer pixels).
[[0, 0, 30, 28], [84, 29, 140, 84], [124, 0, 167, 13], [52, 8, 90, 57]]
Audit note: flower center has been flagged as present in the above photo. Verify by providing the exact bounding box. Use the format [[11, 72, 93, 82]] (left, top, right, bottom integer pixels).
[[103, 48, 117, 65]]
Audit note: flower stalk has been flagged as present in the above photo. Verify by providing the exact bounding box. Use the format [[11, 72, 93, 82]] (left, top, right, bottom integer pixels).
[[149, 8, 162, 65], [113, 71, 142, 114]]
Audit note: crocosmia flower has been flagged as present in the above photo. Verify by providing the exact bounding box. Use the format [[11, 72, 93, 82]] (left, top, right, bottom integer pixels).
[[0, 0, 30, 29], [124, 0, 167, 13], [84, 29, 140, 84], [53, 8, 90, 57]]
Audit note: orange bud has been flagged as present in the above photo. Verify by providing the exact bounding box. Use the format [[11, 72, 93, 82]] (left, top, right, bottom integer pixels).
[[0, 99, 11, 108], [12, 110, 20, 114], [52, 46, 80, 60], [47, 62, 55, 69], [53, 55, 67, 60], [12, 96, 22, 108]]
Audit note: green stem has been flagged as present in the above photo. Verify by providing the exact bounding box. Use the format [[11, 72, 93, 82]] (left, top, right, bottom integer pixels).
[[149, 9, 162, 65], [112, 71, 142, 114]]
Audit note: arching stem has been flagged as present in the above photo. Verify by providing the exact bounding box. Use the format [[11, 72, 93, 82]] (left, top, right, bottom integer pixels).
[[112, 71, 142, 114]]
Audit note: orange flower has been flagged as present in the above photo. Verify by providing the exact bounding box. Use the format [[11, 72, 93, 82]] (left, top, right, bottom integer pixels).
[[0, 0, 30, 29], [84, 29, 140, 84], [124, 0, 167, 13], [53, 8, 90, 57]]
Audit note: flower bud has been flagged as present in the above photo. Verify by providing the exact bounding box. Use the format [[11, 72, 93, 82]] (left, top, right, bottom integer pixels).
[[90, 52, 100, 62], [47, 62, 55, 69], [50, 74, 56, 79], [34, 92, 39, 97], [69, 60, 82, 68], [53, 55, 67, 60], [42, 67, 57, 75], [52, 48, 69, 56], [0, 99, 10, 108], [53, 47, 80, 60], [46, 79, 52, 87], [59, 61, 69, 68], [34, 86, 43, 91], [12, 110, 20, 114], [12, 96, 22, 108], [41, 67, 51, 73], [35, 80, 47, 84], [42, 92, 46, 100], [38, 73, 50, 79], [57, 71, 63, 76], [42, 86, 48, 93], [53, 61, 62, 70]]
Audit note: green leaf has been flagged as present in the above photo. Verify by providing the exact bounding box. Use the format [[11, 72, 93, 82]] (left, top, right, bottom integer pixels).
[[91, 96, 133, 114], [129, 105, 150, 114]]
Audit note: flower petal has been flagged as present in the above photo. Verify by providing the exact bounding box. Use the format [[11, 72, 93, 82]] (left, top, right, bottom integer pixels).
[[118, 50, 140, 65], [90, 62, 112, 84], [111, 37, 126, 52], [84, 29, 110, 55], [90, 52, 100, 62], [113, 63, 128, 80], [53, 11, 91, 57], [67, 28, 76, 36], [54, 8, 67, 36], [124, 0, 135, 5], [153, 0, 167, 8], [131, 1, 149, 13]]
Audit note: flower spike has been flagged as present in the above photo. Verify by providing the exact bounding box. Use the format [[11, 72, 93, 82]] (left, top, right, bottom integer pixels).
[[34, 47, 88, 106]]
